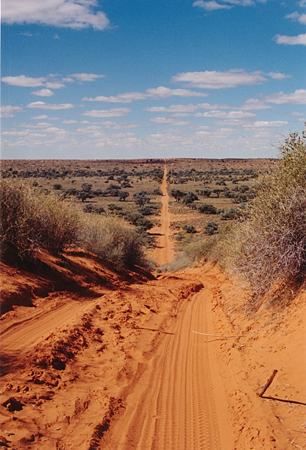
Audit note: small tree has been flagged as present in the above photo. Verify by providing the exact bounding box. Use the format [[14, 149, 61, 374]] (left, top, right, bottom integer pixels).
[[205, 222, 218, 235], [119, 191, 129, 202]]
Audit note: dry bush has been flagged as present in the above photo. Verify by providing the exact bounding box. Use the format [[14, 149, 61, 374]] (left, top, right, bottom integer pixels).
[[80, 214, 145, 269], [0, 180, 79, 261], [225, 131, 306, 295], [0, 181, 146, 269]]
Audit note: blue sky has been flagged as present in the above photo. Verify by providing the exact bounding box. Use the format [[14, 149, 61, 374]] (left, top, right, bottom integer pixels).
[[1, 0, 305, 159]]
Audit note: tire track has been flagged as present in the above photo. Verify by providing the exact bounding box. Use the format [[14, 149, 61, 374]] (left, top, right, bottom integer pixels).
[[103, 289, 233, 449]]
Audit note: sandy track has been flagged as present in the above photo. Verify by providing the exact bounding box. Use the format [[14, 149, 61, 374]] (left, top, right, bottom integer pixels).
[[150, 164, 174, 266], [1, 298, 94, 353], [103, 287, 233, 450], [103, 170, 233, 449]]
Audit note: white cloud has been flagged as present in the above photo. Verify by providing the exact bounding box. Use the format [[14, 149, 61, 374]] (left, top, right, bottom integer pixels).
[[265, 89, 306, 105], [146, 102, 227, 114], [64, 72, 104, 82], [243, 120, 288, 128], [0, 105, 23, 118], [83, 108, 130, 118], [44, 81, 65, 89], [193, 1, 231, 11], [32, 88, 54, 97], [195, 109, 255, 119], [150, 116, 189, 126], [63, 119, 78, 124], [147, 104, 199, 114], [83, 86, 206, 103], [275, 33, 306, 46], [2, 73, 101, 90], [146, 86, 206, 98], [32, 115, 49, 120], [193, 0, 267, 12], [172, 69, 267, 89], [27, 101, 74, 110], [84, 92, 147, 103], [242, 98, 271, 110], [286, 11, 306, 25], [268, 72, 289, 80], [2, 75, 47, 87], [2, 0, 110, 30]]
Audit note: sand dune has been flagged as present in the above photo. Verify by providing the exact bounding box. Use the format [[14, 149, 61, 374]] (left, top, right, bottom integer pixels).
[[0, 165, 305, 450]]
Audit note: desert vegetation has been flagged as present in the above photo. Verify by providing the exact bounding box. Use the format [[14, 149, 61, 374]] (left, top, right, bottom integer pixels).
[[0, 180, 145, 269], [1, 160, 163, 249], [227, 131, 306, 295], [180, 132, 306, 297], [167, 158, 273, 257]]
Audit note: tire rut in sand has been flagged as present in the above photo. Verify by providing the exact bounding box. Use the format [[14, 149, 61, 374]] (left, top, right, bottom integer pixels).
[[103, 287, 233, 449]]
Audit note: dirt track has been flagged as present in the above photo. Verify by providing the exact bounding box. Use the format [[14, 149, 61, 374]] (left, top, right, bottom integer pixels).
[[103, 288, 233, 449], [150, 164, 174, 266], [102, 166, 233, 449], [1, 298, 94, 354]]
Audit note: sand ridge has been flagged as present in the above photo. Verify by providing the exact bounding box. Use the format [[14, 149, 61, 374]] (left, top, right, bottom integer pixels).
[[0, 163, 305, 449]]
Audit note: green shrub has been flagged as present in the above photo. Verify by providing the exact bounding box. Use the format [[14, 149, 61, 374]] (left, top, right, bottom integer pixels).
[[198, 204, 218, 214], [183, 224, 196, 234], [205, 222, 218, 235]]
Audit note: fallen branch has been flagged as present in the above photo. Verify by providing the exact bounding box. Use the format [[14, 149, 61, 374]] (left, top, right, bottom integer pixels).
[[135, 326, 174, 335], [257, 370, 306, 406], [262, 396, 306, 407], [192, 331, 241, 338], [257, 369, 278, 398]]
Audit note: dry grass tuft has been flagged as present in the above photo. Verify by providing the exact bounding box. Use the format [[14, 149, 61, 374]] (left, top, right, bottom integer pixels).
[[80, 214, 145, 269], [0, 180, 145, 269], [0, 180, 79, 261]]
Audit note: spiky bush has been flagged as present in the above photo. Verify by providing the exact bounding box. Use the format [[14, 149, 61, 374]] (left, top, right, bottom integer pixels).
[[0, 180, 79, 260], [80, 215, 145, 269], [0, 181, 146, 269], [228, 131, 306, 294]]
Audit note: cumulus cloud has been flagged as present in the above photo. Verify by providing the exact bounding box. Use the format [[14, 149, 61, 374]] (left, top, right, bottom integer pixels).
[[286, 11, 306, 25], [241, 98, 271, 110], [243, 120, 288, 128], [83, 108, 130, 118], [2, 0, 110, 30], [2, 73, 102, 90], [83, 86, 206, 103], [146, 86, 206, 98], [150, 116, 189, 126], [84, 92, 147, 103], [1, 105, 23, 118], [32, 88, 54, 97], [27, 101, 74, 110], [172, 70, 271, 89], [195, 109, 255, 119], [275, 33, 306, 46], [147, 102, 227, 114], [32, 115, 49, 120], [265, 89, 306, 105], [193, 0, 267, 12], [268, 72, 289, 80], [64, 73, 104, 82], [2, 75, 47, 88]]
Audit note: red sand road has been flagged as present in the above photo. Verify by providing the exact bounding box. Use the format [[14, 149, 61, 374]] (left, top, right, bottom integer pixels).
[[150, 164, 174, 266]]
